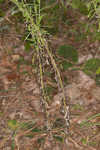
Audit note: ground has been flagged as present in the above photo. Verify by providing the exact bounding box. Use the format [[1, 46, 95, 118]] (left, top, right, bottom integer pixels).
[[0, 2, 100, 150]]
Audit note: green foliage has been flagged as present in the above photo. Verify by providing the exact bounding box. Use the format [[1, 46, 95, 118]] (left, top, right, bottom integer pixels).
[[72, 104, 83, 111], [95, 75, 100, 85], [66, 0, 100, 32], [58, 45, 78, 63], [71, 0, 88, 15], [11, 139, 15, 150], [89, 141, 97, 146], [0, 8, 5, 17], [61, 61, 73, 71], [58, 45, 78, 71], [83, 58, 100, 85], [86, 0, 100, 30], [81, 138, 87, 145], [80, 113, 100, 127], [0, 0, 4, 3], [31, 127, 41, 133], [42, 3, 63, 34], [80, 113, 100, 128], [93, 31, 100, 41], [8, 119, 19, 130], [20, 121, 36, 129], [53, 135, 63, 142], [96, 67, 100, 75], [83, 58, 100, 75], [24, 41, 31, 51]]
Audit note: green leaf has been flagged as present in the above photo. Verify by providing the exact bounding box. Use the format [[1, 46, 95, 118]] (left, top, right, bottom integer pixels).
[[8, 120, 19, 130], [31, 127, 41, 133], [81, 138, 87, 145], [96, 67, 100, 75], [58, 45, 78, 63], [24, 41, 31, 51]]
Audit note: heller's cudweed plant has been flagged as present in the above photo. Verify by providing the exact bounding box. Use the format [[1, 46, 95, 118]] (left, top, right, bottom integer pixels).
[[10, 0, 70, 132]]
